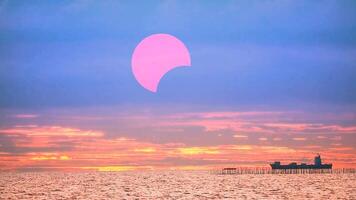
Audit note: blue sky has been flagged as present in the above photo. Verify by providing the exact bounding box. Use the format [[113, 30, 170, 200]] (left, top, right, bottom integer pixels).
[[1, 0, 355, 110]]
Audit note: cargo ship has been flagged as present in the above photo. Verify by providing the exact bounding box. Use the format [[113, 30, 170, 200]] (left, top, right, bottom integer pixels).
[[270, 154, 332, 169]]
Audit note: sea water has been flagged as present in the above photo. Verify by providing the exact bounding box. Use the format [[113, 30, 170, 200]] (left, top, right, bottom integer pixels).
[[0, 171, 355, 199]]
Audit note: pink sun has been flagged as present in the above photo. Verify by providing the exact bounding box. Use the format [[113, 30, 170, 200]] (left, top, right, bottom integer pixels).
[[131, 34, 191, 92]]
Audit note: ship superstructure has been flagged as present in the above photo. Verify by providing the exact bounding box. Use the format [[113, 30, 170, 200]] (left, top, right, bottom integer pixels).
[[270, 154, 332, 170]]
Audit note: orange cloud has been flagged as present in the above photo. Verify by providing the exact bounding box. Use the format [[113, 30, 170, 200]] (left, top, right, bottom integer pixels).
[[134, 147, 156, 153], [292, 137, 307, 141], [177, 147, 220, 155], [233, 134, 248, 139], [0, 126, 103, 137], [30, 155, 71, 161], [1, 108, 356, 171]]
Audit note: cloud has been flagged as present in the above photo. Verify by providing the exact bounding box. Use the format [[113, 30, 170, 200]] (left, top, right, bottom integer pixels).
[[30, 153, 71, 161], [292, 137, 307, 141], [134, 147, 156, 153], [12, 114, 38, 119], [0, 126, 103, 137], [158, 111, 356, 135], [177, 147, 220, 155], [258, 137, 268, 141], [1, 108, 356, 170], [328, 147, 354, 151], [233, 134, 248, 139]]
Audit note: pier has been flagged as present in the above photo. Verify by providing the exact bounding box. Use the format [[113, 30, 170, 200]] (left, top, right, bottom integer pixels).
[[212, 167, 356, 175], [213, 154, 356, 175]]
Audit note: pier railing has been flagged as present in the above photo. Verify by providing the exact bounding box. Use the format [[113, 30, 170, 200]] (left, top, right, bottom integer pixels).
[[210, 168, 356, 175]]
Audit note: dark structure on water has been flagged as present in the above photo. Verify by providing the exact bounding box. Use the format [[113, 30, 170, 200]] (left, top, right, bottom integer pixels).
[[215, 154, 355, 175], [270, 154, 332, 170]]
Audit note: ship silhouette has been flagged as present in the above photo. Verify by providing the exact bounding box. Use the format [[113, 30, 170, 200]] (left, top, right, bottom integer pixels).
[[270, 154, 332, 170]]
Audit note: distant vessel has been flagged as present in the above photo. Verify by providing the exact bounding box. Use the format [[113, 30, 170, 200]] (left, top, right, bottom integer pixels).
[[270, 154, 332, 169]]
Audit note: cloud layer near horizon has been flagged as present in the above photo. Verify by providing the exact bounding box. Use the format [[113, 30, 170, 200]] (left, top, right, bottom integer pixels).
[[0, 107, 355, 170]]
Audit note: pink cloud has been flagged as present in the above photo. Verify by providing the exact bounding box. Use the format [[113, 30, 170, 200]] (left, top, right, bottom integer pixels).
[[0, 126, 103, 137], [156, 111, 356, 135], [12, 114, 38, 119], [1, 109, 356, 170]]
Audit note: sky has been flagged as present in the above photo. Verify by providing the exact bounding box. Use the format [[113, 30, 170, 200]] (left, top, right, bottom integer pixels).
[[0, 0, 356, 171]]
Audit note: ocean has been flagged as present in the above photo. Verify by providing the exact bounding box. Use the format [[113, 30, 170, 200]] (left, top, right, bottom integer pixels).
[[0, 171, 355, 199]]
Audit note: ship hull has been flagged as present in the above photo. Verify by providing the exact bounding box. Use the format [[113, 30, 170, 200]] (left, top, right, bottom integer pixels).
[[270, 164, 332, 170]]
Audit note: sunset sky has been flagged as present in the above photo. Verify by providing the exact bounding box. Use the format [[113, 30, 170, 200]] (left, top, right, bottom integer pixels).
[[1, 0, 356, 171]]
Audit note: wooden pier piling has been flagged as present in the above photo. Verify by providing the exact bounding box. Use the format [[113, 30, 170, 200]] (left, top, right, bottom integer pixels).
[[212, 167, 356, 175]]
